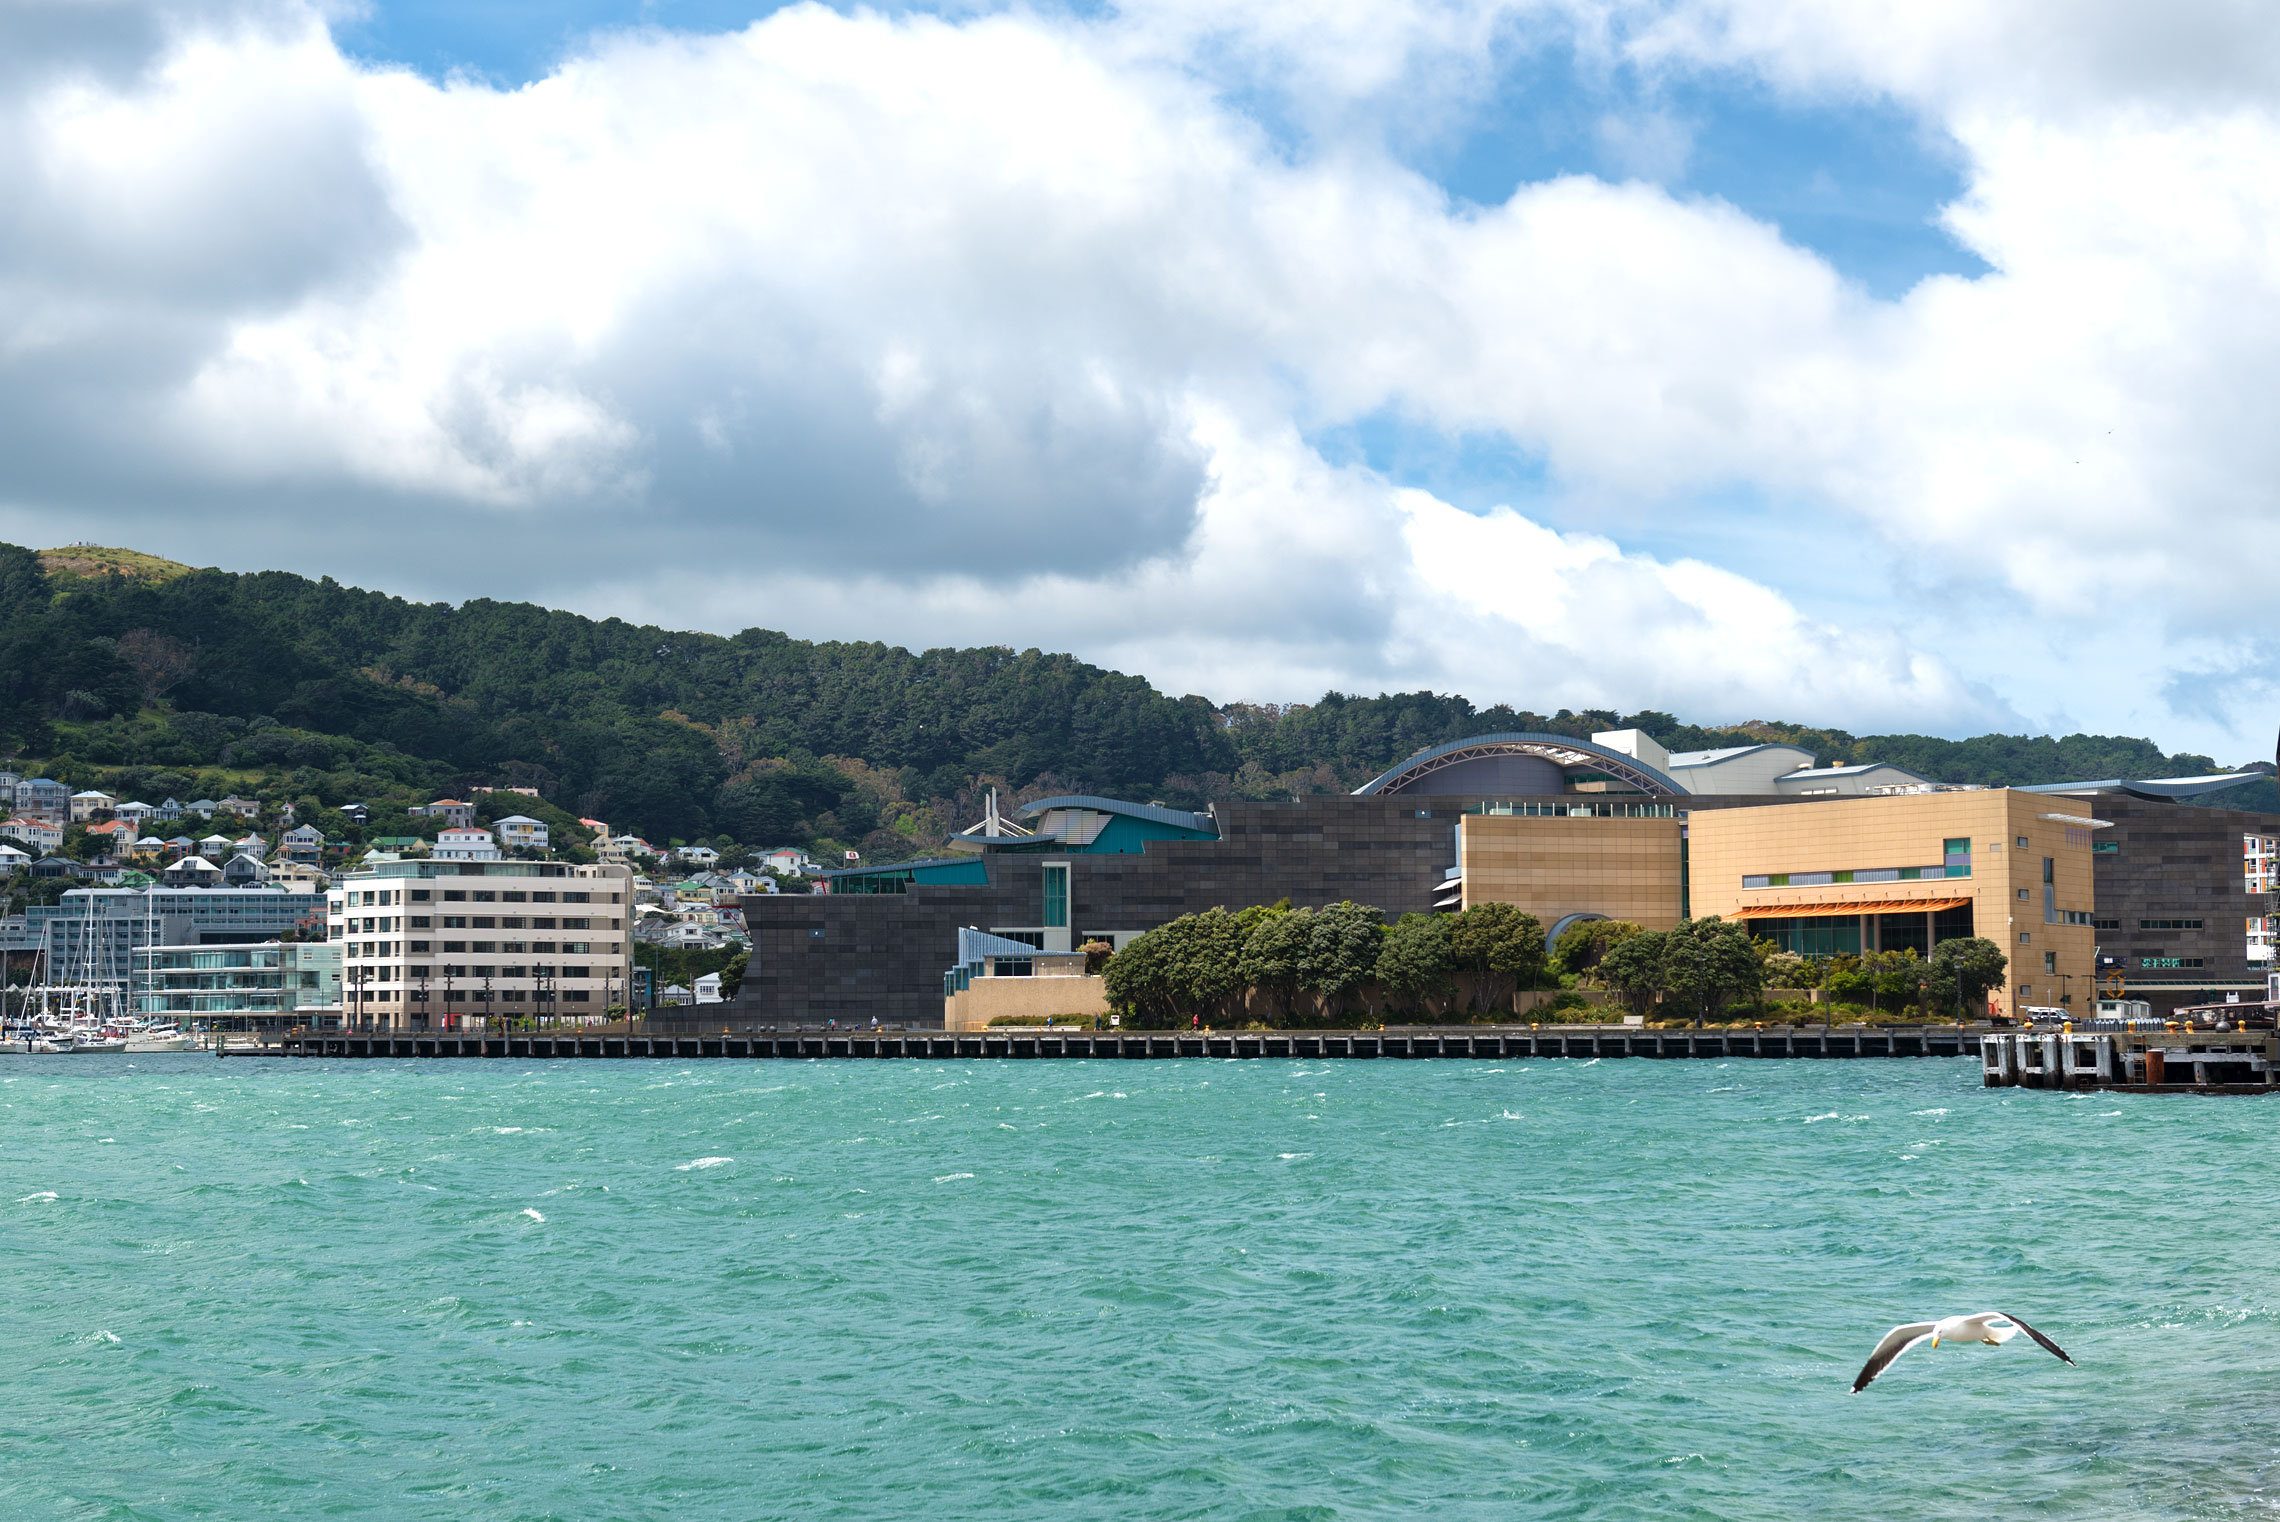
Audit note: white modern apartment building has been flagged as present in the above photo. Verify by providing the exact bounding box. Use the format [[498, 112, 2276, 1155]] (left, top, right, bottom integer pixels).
[[329, 859, 635, 1030]]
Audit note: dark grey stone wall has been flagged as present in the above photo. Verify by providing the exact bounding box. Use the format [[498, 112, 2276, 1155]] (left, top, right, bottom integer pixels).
[[2088, 796, 2280, 1013]]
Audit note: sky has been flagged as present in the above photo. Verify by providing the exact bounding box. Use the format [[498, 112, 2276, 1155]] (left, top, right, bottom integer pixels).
[[4, 0, 2278, 762]]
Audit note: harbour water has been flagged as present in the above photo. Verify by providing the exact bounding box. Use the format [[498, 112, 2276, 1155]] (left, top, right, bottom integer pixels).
[[4, 1054, 2275, 1519]]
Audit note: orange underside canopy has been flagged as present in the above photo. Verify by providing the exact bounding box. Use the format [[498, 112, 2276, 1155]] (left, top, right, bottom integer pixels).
[[1726, 897, 1973, 920]]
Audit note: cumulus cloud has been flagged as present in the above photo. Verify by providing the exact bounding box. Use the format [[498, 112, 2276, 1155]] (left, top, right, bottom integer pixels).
[[1, 0, 2276, 750]]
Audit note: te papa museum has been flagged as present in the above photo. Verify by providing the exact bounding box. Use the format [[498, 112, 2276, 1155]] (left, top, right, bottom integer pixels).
[[734, 729, 2278, 1026]]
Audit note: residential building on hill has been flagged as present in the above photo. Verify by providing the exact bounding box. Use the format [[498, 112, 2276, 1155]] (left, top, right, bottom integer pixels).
[[70, 790, 116, 822], [494, 815, 548, 852], [2, 817, 64, 853], [434, 827, 501, 861], [15, 778, 69, 822]]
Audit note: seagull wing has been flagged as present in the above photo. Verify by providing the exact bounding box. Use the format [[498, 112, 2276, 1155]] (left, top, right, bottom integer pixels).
[[1988, 1312, 2075, 1367], [1852, 1322, 1938, 1393]]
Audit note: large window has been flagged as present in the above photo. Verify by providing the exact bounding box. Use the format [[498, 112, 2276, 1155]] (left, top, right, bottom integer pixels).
[[1042, 864, 1069, 929], [1747, 917, 1862, 956]]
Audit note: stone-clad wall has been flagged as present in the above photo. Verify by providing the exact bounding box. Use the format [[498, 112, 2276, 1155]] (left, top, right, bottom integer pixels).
[[2090, 797, 2277, 1013]]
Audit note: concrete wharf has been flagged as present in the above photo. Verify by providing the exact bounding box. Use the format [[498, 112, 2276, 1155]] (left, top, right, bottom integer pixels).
[[262, 1026, 1976, 1061], [1982, 1027, 2280, 1093]]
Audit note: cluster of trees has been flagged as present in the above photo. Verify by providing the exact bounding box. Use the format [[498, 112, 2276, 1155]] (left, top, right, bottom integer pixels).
[[1103, 901, 1552, 1027], [2, 540, 2257, 858], [1581, 920, 2009, 1022], [1103, 901, 2015, 1028]]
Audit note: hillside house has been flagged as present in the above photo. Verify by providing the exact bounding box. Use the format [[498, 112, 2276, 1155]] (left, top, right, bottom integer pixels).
[[494, 814, 548, 852], [433, 826, 501, 861], [14, 778, 69, 822], [2, 817, 65, 853]]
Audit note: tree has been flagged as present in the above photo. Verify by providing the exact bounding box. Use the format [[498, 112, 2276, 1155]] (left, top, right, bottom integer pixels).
[[1660, 917, 1763, 1025], [1375, 912, 1455, 1019], [1104, 909, 1247, 1026], [1928, 937, 2008, 1020], [1597, 930, 1668, 1017], [1236, 904, 1313, 1023], [1300, 902, 1386, 1018], [1552, 918, 1641, 979], [1448, 901, 1548, 1014]]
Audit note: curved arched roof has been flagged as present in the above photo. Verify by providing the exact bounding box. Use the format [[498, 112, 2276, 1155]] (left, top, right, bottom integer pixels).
[[1353, 732, 1686, 797]]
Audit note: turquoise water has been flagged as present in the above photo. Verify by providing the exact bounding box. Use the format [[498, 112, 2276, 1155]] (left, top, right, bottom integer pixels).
[[3, 1054, 2276, 1520]]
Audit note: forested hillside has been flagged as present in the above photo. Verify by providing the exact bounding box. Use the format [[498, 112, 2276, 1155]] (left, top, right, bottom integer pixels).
[[0, 542, 2263, 864]]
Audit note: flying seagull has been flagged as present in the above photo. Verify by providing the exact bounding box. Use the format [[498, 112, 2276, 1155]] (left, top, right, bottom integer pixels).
[[1851, 1312, 2075, 1393]]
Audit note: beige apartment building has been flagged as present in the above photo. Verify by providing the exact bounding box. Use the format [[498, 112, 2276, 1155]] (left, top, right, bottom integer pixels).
[[1448, 803, 1686, 931], [329, 859, 635, 1029], [1688, 790, 2100, 1015]]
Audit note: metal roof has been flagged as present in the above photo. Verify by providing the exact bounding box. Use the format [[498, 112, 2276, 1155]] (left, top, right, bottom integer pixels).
[[956, 927, 1050, 964], [1665, 743, 1812, 767], [1786, 761, 1932, 780], [2015, 773, 2262, 800], [1017, 795, 1217, 834], [1354, 732, 1685, 797], [814, 855, 975, 880]]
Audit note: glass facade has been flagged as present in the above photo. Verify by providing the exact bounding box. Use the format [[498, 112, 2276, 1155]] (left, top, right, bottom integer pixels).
[[1748, 917, 1861, 956], [1042, 865, 1069, 929]]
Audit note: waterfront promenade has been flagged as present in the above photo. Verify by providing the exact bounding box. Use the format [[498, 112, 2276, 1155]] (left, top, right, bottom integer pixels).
[[262, 1024, 1980, 1061]]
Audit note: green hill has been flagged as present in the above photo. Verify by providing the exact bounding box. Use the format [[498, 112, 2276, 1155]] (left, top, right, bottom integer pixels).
[[37, 545, 198, 584], [0, 541, 2258, 866]]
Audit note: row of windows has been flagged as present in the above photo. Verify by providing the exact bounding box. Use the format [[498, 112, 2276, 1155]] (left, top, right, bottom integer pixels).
[[346, 940, 602, 957], [436, 916, 593, 930], [360, 989, 595, 1003], [2137, 918, 2204, 930], [347, 888, 595, 906], [1744, 865, 1970, 888], [1468, 801, 1678, 818], [2139, 957, 2207, 968], [347, 966, 602, 980]]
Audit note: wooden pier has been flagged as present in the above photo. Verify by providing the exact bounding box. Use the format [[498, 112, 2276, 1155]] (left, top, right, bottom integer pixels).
[[259, 1027, 1976, 1061], [1981, 1028, 2280, 1093]]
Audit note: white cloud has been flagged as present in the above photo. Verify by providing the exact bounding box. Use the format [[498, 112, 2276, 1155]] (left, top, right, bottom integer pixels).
[[4, 0, 2280, 752]]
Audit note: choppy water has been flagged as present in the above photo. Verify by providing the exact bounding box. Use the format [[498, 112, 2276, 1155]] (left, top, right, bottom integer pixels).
[[3, 1054, 2276, 1520]]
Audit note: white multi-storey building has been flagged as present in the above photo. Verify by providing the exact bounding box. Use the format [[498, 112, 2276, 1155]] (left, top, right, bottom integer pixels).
[[328, 859, 635, 1030], [434, 826, 501, 860]]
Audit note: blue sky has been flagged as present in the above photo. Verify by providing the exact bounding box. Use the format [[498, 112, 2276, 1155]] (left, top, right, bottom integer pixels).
[[6, 0, 2277, 760]]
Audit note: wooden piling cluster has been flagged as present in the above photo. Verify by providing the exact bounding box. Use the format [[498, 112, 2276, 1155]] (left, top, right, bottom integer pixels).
[[265, 1027, 1973, 1061], [1981, 1029, 2280, 1093]]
